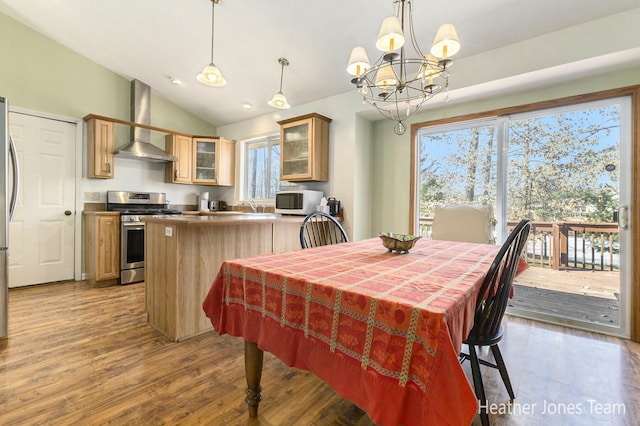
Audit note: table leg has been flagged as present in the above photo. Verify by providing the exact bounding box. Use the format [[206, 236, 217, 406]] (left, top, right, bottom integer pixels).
[[244, 340, 264, 418]]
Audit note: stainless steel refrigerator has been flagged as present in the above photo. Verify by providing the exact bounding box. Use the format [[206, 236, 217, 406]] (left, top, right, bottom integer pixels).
[[1, 96, 20, 338]]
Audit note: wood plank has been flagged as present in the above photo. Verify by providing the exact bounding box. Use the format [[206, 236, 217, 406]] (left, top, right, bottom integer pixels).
[[1, 280, 639, 425]]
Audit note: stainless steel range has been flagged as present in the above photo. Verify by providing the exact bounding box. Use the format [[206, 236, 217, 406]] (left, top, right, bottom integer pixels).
[[106, 191, 181, 284]]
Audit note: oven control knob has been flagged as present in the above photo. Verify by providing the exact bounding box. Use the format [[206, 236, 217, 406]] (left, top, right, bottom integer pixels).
[[64, 210, 72, 216]]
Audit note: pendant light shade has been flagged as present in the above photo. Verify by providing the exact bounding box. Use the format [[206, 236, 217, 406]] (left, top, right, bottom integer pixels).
[[268, 58, 291, 109], [197, 0, 226, 87], [268, 92, 290, 109], [197, 63, 226, 87]]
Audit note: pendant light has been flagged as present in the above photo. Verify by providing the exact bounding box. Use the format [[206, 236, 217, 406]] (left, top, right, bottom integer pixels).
[[268, 58, 291, 109], [197, 0, 226, 87]]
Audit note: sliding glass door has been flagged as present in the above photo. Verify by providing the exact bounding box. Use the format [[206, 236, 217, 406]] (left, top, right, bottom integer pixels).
[[415, 96, 631, 337]]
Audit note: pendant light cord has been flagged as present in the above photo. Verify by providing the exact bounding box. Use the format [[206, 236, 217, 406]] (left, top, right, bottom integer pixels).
[[210, 0, 215, 62]]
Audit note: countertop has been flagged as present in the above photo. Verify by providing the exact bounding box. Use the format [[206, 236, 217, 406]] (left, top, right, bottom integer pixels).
[[143, 212, 306, 225], [82, 211, 120, 216]]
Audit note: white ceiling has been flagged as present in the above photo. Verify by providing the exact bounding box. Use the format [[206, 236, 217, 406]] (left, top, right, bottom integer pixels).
[[1, 0, 638, 127]]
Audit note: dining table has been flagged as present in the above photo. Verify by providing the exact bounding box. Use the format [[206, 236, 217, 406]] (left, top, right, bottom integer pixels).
[[202, 237, 504, 425]]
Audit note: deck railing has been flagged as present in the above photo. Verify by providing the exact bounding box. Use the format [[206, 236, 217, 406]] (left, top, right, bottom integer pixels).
[[418, 218, 619, 271]]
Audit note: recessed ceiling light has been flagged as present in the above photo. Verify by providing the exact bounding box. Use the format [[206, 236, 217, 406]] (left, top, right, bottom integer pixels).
[[242, 102, 253, 110], [169, 77, 183, 85]]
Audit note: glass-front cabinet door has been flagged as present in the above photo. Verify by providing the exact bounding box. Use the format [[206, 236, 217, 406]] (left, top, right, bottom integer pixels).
[[282, 121, 311, 178], [192, 137, 218, 184], [279, 113, 331, 182]]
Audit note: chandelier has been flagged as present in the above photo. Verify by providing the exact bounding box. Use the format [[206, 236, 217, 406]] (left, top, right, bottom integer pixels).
[[347, 0, 460, 135]]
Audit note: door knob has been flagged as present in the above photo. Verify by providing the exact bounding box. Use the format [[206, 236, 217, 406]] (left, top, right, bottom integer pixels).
[[64, 210, 72, 216]]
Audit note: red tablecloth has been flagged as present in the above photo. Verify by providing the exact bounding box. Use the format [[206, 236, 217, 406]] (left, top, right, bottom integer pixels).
[[203, 238, 502, 426]]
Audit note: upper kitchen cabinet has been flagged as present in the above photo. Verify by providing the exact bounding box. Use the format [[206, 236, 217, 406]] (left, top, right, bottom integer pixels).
[[278, 113, 331, 182], [192, 137, 235, 186], [165, 133, 193, 184], [86, 117, 114, 179]]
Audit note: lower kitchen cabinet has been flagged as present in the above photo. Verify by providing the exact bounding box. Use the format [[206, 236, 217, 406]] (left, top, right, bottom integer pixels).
[[84, 211, 120, 287], [144, 215, 305, 341], [273, 219, 304, 253]]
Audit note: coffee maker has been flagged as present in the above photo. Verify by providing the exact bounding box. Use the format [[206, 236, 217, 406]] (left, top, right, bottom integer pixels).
[[327, 197, 340, 217], [196, 192, 210, 211]]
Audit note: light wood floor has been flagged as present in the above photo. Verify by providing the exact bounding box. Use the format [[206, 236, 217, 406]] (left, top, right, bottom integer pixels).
[[515, 267, 619, 299], [1, 280, 639, 425]]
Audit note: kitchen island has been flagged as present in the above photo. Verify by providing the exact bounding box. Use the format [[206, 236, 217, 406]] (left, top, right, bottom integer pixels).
[[144, 213, 303, 341]]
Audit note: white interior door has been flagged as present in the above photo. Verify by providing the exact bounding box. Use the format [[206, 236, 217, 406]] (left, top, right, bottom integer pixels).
[[8, 112, 76, 287]]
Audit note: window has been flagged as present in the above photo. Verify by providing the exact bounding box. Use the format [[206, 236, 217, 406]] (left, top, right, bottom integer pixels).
[[416, 119, 498, 237], [243, 135, 280, 201]]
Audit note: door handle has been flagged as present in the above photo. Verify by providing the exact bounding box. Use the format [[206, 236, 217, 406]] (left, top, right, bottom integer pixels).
[[64, 210, 72, 216], [9, 134, 20, 221], [618, 205, 628, 229]]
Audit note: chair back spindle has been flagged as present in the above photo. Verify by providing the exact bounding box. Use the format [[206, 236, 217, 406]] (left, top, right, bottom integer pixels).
[[300, 212, 348, 249], [469, 219, 531, 343]]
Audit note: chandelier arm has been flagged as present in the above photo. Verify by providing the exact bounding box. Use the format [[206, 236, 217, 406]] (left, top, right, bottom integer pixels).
[[393, 0, 401, 18], [397, 1, 407, 85], [373, 105, 396, 121], [393, 90, 404, 120], [407, 1, 425, 58]]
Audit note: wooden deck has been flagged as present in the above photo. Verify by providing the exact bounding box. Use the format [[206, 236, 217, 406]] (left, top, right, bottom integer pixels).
[[509, 267, 620, 327]]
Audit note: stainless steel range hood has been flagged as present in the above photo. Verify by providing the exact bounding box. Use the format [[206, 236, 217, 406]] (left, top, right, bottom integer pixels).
[[115, 79, 178, 162]]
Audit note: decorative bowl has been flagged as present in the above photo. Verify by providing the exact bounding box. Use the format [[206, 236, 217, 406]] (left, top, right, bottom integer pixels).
[[378, 233, 421, 254]]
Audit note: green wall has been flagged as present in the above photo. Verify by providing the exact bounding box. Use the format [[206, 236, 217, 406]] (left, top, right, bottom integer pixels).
[[0, 12, 216, 136]]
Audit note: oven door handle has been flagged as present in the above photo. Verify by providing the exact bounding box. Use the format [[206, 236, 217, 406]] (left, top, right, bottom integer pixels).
[[122, 222, 145, 229]]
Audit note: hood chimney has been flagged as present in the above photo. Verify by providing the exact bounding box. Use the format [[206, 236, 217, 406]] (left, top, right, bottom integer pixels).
[[114, 79, 178, 162]]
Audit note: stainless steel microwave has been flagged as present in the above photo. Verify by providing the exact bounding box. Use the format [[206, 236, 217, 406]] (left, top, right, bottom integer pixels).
[[275, 190, 323, 215]]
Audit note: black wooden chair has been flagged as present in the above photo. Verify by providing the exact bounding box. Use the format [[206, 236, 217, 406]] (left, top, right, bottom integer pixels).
[[300, 211, 348, 249], [459, 219, 531, 426]]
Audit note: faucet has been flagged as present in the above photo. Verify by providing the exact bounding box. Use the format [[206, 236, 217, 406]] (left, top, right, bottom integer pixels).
[[243, 200, 257, 213]]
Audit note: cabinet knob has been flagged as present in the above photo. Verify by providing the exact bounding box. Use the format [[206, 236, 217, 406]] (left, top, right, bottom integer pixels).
[[106, 162, 111, 173], [64, 210, 72, 216], [175, 170, 179, 179]]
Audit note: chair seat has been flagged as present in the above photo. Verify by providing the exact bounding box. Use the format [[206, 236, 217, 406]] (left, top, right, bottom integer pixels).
[[464, 324, 504, 347]]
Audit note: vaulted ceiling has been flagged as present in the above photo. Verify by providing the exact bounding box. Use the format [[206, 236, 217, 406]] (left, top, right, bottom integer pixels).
[[1, 0, 638, 126]]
